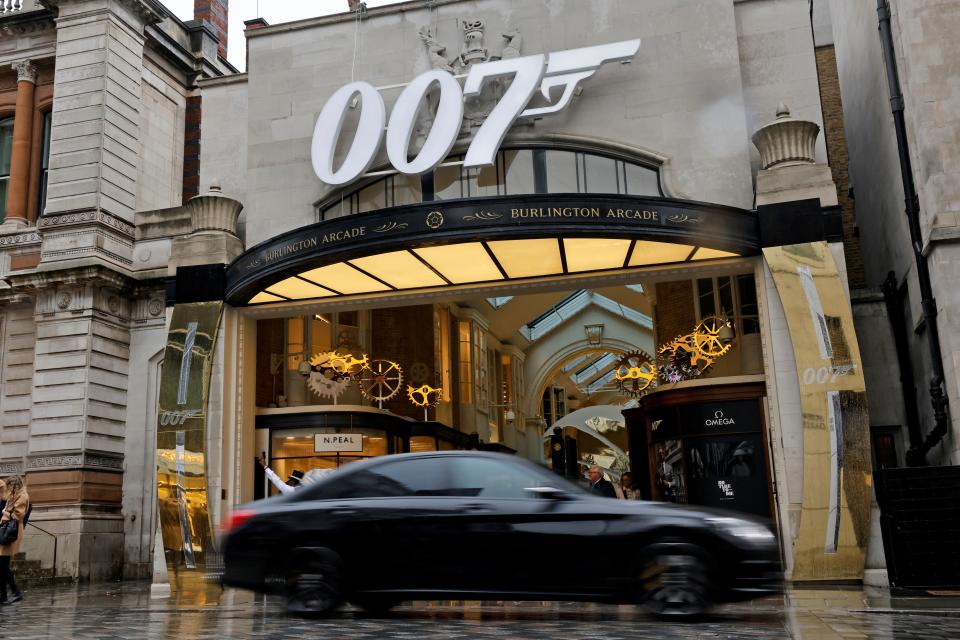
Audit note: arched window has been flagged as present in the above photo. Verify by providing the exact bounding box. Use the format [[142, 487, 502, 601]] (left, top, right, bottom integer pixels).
[[0, 117, 13, 223], [318, 146, 663, 221]]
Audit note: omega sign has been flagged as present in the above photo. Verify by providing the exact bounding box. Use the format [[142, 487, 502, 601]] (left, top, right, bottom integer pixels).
[[311, 39, 641, 185], [705, 410, 736, 428]]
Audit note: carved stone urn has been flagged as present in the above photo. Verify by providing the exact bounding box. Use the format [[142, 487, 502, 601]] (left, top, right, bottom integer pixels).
[[187, 182, 243, 235], [751, 103, 820, 169]]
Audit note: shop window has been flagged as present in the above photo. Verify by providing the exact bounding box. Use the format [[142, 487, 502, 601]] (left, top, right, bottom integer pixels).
[[356, 180, 387, 214], [695, 274, 760, 336], [0, 117, 12, 222], [458, 320, 472, 403], [541, 385, 566, 426], [544, 149, 579, 193], [582, 153, 618, 194], [392, 173, 422, 207], [37, 111, 51, 217], [315, 146, 664, 218], [464, 162, 501, 198], [433, 161, 463, 200], [502, 149, 535, 195], [623, 161, 660, 196]]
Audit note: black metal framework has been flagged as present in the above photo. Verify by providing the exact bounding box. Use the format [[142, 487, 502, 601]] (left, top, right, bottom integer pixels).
[[227, 192, 761, 305]]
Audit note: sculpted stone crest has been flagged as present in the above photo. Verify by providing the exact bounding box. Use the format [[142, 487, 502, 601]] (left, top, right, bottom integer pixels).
[[417, 20, 525, 135]]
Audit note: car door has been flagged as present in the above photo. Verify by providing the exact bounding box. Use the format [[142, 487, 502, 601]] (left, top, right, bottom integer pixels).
[[334, 457, 466, 592], [443, 456, 614, 596]]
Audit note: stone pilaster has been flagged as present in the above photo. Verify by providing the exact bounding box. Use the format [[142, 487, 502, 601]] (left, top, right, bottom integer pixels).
[[18, 266, 132, 579], [38, 0, 162, 271]]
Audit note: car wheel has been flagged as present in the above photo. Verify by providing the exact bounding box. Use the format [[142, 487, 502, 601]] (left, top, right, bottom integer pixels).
[[637, 542, 712, 619], [284, 547, 344, 618], [351, 596, 401, 616]]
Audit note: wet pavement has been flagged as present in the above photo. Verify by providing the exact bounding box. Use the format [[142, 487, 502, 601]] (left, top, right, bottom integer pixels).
[[3, 581, 960, 639]]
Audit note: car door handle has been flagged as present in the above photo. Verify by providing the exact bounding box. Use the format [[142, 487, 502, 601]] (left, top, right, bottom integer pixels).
[[462, 503, 491, 513], [330, 506, 357, 515]]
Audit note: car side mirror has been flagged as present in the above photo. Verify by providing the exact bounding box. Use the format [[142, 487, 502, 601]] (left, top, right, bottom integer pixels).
[[524, 486, 569, 500]]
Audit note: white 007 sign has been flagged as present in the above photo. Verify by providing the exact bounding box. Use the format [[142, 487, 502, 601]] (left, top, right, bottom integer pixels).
[[311, 39, 641, 185]]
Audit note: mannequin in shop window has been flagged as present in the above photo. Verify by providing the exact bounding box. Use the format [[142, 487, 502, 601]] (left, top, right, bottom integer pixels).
[[258, 454, 333, 495]]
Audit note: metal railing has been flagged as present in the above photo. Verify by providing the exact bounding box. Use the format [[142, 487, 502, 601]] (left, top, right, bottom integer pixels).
[[0, 0, 41, 16], [25, 522, 58, 577]]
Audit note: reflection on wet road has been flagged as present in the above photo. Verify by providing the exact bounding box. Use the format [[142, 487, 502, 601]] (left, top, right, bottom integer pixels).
[[5, 582, 960, 639]]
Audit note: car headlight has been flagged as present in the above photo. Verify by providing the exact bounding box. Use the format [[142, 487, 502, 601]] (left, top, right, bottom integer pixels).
[[707, 517, 775, 543]]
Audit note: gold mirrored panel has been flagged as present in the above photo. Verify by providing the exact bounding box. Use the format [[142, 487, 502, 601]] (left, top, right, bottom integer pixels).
[[763, 242, 870, 581], [156, 302, 224, 586]]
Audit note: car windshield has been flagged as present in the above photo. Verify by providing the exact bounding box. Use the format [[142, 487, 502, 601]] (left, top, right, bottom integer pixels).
[[294, 454, 587, 501]]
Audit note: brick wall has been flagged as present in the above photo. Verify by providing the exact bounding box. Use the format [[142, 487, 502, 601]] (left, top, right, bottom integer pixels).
[[194, 0, 228, 60], [372, 305, 435, 419], [654, 280, 696, 345], [816, 45, 867, 290], [182, 95, 201, 202]]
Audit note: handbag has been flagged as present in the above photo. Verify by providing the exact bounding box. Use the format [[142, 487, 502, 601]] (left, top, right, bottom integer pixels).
[[0, 516, 18, 546]]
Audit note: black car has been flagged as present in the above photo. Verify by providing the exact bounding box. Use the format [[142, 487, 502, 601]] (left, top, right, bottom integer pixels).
[[220, 451, 782, 619]]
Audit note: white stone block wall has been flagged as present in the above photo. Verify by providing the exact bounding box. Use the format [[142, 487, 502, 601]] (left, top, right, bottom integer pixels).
[[0, 303, 36, 465], [45, 2, 147, 223], [136, 57, 187, 212], [28, 283, 130, 457]]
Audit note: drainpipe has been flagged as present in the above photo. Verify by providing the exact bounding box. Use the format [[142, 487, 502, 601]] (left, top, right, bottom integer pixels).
[[881, 271, 923, 450], [876, 0, 950, 465]]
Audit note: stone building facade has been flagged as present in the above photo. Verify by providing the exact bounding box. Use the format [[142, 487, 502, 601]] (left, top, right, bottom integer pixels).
[[824, 0, 960, 467], [0, 0, 233, 580], [0, 0, 889, 586]]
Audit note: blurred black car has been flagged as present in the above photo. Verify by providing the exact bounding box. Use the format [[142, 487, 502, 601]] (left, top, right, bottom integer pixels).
[[220, 451, 782, 619]]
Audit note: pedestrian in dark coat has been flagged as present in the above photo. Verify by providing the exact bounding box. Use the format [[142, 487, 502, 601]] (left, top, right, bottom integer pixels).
[[587, 465, 617, 498]]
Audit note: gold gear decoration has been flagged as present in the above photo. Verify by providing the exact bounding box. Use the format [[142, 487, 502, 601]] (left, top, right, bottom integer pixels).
[[614, 350, 658, 397], [311, 350, 368, 376], [406, 384, 442, 408], [693, 316, 733, 359], [357, 359, 404, 403], [306, 371, 351, 400]]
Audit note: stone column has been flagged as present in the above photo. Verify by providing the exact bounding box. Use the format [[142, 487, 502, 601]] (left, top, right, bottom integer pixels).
[[1, 59, 38, 229]]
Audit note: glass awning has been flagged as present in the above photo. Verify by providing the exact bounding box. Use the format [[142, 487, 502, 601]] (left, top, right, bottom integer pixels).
[[246, 238, 739, 305]]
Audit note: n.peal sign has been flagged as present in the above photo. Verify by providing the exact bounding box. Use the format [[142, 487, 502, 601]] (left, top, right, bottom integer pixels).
[[311, 39, 641, 185], [315, 433, 364, 453]]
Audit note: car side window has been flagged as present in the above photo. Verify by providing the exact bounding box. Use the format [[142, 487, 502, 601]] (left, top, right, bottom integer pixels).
[[309, 458, 453, 499], [449, 458, 550, 499]]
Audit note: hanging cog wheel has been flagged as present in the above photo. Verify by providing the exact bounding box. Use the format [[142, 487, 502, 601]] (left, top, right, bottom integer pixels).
[[406, 384, 442, 408], [409, 361, 431, 385], [307, 370, 351, 400], [693, 316, 733, 360], [357, 359, 404, 403], [613, 350, 658, 397]]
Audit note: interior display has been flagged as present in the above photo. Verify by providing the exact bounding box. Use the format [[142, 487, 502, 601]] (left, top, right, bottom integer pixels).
[[616, 316, 736, 397]]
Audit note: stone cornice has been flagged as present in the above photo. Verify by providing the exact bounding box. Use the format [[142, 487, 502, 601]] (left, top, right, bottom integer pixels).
[[38, 209, 135, 238], [41, 0, 165, 25], [25, 451, 124, 472], [0, 228, 41, 246], [6, 262, 132, 291]]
